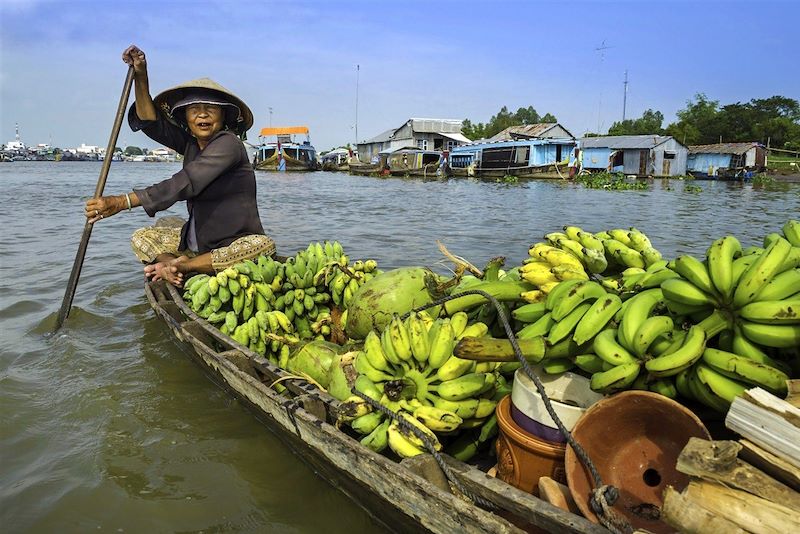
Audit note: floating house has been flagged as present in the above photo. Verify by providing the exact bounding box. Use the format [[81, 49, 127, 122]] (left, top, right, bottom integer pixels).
[[579, 135, 688, 177], [320, 148, 352, 171], [254, 126, 319, 172], [686, 142, 766, 179], [449, 123, 576, 178], [356, 118, 470, 163]]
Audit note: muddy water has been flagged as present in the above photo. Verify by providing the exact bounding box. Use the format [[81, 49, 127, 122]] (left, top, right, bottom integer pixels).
[[1, 161, 797, 532]]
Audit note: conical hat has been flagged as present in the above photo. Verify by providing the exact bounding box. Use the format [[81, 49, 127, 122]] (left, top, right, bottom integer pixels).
[[153, 77, 253, 135]]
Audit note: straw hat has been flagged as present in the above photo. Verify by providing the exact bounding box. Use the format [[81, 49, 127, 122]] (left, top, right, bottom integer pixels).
[[153, 77, 253, 136]]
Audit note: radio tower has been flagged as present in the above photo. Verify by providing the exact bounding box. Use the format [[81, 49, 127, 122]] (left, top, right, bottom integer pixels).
[[622, 70, 629, 121]]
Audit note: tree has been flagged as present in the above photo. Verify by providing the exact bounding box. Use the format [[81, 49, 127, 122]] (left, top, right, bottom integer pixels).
[[463, 105, 559, 140], [665, 93, 720, 144], [540, 113, 558, 123], [124, 146, 143, 156], [608, 109, 664, 136]]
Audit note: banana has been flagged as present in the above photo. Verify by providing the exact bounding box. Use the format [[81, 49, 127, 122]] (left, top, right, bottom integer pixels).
[[641, 247, 664, 268], [387, 422, 425, 458], [428, 321, 456, 369], [618, 288, 664, 351], [634, 267, 680, 290], [573, 294, 623, 345], [542, 358, 576, 374], [783, 220, 800, 246], [738, 320, 800, 348], [474, 398, 498, 419], [688, 366, 730, 412], [547, 302, 593, 345], [388, 315, 413, 361], [631, 315, 674, 359], [607, 240, 646, 269], [702, 348, 789, 395], [661, 278, 719, 308], [551, 280, 607, 321], [544, 231, 570, 246], [544, 279, 583, 311], [644, 325, 707, 377], [573, 353, 606, 374], [553, 237, 586, 262], [355, 351, 394, 383], [738, 299, 800, 324], [593, 328, 638, 366], [512, 301, 548, 323], [563, 225, 584, 242], [517, 312, 556, 339], [590, 362, 641, 393], [675, 367, 693, 400], [649, 378, 677, 399], [457, 322, 489, 340], [531, 245, 584, 270], [694, 363, 748, 405], [608, 229, 633, 247], [520, 289, 547, 303], [412, 406, 463, 432], [733, 236, 792, 308], [435, 354, 475, 382], [273, 310, 294, 332], [551, 264, 589, 281], [351, 411, 384, 435], [397, 412, 442, 450], [521, 260, 561, 286], [731, 325, 791, 372], [381, 327, 402, 365], [577, 231, 605, 252], [363, 330, 391, 372], [581, 246, 609, 274], [707, 235, 742, 302], [354, 374, 383, 402], [406, 313, 431, 363], [673, 254, 718, 298], [435, 373, 491, 401], [449, 311, 469, 337], [337, 395, 372, 422], [731, 254, 759, 287], [627, 229, 653, 252], [361, 419, 390, 452], [430, 395, 480, 419], [755, 268, 800, 301]]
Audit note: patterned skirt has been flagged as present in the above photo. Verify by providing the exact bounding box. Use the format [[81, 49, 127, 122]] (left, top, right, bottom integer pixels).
[[130, 217, 276, 272]]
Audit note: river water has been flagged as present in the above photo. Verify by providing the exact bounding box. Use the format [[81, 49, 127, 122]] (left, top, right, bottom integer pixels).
[[1, 161, 797, 532]]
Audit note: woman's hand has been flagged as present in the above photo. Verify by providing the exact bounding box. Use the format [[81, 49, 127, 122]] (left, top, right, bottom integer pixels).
[[122, 45, 147, 75], [85, 195, 125, 224]]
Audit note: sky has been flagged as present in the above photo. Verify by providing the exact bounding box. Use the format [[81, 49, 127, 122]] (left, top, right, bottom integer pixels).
[[1, 0, 799, 152]]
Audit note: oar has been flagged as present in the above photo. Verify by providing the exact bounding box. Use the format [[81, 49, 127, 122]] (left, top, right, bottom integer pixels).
[[55, 66, 135, 330]]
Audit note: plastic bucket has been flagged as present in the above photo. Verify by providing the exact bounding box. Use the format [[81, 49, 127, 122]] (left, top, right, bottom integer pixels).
[[495, 395, 566, 496]]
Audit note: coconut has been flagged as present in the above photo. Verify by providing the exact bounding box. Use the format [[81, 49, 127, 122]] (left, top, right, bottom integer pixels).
[[345, 267, 443, 340], [326, 351, 359, 401], [286, 340, 344, 387]]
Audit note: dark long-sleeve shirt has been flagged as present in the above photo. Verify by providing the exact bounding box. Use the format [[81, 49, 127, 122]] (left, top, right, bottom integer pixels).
[[128, 105, 264, 253]]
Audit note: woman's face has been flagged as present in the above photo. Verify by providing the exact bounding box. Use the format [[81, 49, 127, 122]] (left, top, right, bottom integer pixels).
[[185, 103, 225, 143]]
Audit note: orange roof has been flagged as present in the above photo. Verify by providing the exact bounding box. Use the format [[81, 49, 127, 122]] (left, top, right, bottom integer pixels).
[[260, 126, 309, 136]]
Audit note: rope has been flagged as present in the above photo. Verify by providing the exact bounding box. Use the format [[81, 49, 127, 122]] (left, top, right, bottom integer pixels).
[[403, 289, 631, 533]]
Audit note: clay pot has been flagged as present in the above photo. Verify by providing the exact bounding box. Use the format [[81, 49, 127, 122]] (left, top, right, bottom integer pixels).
[[565, 390, 710, 533], [495, 395, 566, 496]]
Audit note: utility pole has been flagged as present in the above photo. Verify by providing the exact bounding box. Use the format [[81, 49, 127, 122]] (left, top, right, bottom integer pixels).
[[355, 64, 360, 147], [622, 70, 629, 122], [594, 40, 613, 133]]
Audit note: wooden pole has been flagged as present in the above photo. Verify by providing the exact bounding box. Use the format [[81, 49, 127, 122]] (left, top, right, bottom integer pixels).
[[55, 66, 135, 330]]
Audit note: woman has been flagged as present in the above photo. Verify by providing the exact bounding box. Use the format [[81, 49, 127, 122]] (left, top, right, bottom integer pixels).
[[85, 45, 274, 287]]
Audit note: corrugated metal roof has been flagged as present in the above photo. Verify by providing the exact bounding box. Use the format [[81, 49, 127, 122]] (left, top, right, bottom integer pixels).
[[490, 123, 557, 141], [409, 118, 464, 134], [579, 135, 674, 149], [440, 132, 472, 144], [360, 128, 397, 144], [688, 142, 761, 155]]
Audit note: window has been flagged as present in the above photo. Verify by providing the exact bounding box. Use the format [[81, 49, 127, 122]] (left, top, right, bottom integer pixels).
[[417, 139, 428, 150], [664, 151, 676, 160], [446, 140, 456, 151]]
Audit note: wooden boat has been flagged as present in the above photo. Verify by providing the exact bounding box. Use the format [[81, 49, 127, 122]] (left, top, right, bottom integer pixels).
[[144, 279, 604, 534], [320, 148, 352, 172], [385, 148, 444, 177], [254, 126, 319, 172], [449, 139, 574, 180]]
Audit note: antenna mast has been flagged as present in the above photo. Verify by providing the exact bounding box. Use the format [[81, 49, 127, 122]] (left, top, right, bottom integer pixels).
[[622, 70, 628, 121], [355, 64, 360, 147]]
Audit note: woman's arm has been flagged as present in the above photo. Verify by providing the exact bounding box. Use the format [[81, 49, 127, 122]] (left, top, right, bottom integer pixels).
[[85, 192, 141, 224], [122, 45, 156, 121]]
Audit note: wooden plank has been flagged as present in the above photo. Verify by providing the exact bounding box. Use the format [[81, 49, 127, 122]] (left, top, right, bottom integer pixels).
[[739, 439, 800, 492], [676, 438, 800, 509], [661, 485, 746, 534], [538, 477, 580, 515], [786, 379, 800, 408], [726, 388, 800, 469], [682, 480, 800, 534]]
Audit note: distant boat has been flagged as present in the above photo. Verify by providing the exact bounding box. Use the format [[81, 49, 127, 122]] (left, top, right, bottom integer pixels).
[[349, 146, 443, 177], [320, 148, 353, 171], [253, 126, 319, 172]]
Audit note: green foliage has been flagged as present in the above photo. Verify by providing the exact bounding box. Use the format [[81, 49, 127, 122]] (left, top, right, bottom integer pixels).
[[665, 93, 800, 150], [577, 172, 649, 190], [608, 109, 665, 136], [124, 146, 143, 156], [751, 174, 775, 186], [462, 105, 558, 140], [683, 184, 703, 193], [498, 175, 519, 184]]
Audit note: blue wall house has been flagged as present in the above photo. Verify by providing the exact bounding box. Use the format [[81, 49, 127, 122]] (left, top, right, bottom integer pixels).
[[686, 142, 766, 178], [578, 135, 688, 177], [449, 123, 576, 177]]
